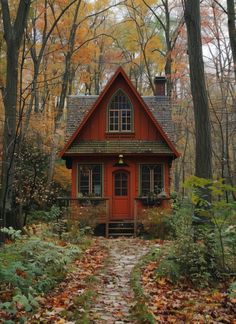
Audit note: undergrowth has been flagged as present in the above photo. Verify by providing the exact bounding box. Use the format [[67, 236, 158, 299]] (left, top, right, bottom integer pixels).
[[0, 227, 89, 322], [155, 177, 236, 288], [130, 247, 162, 323]]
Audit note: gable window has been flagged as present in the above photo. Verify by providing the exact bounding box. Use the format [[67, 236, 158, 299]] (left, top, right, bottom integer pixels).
[[140, 164, 164, 196], [108, 89, 133, 132], [78, 164, 102, 197]]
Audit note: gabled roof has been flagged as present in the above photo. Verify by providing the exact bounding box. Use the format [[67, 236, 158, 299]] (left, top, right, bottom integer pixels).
[[65, 96, 174, 142], [60, 67, 180, 158]]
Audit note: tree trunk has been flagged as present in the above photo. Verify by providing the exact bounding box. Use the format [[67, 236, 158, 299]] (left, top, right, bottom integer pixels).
[[0, 0, 31, 229], [184, 0, 212, 180], [47, 0, 82, 184], [1, 41, 18, 228], [227, 0, 236, 81], [164, 0, 172, 97]]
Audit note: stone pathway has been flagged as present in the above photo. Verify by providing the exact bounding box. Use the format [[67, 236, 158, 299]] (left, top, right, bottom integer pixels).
[[89, 237, 155, 323]]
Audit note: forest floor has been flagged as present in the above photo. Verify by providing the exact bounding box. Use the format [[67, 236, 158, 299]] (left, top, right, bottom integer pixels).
[[28, 237, 156, 323], [24, 237, 236, 323]]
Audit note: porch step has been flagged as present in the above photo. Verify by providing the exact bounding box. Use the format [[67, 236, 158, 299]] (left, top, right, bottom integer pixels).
[[107, 221, 136, 237]]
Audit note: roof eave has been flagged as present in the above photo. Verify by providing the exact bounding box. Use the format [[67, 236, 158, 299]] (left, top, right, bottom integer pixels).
[[62, 152, 176, 157]]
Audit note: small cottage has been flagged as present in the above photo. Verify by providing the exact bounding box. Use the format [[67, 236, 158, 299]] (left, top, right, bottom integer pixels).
[[60, 67, 179, 236]]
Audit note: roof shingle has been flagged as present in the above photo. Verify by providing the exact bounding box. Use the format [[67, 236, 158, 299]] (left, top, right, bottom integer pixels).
[[65, 140, 172, 155]]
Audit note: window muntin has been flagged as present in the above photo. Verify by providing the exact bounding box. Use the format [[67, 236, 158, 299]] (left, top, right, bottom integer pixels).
[[78, 164, 102, 197], [140, 164, 164, 196], [108, 90, 132, 132], [114, 171, 128, 196]]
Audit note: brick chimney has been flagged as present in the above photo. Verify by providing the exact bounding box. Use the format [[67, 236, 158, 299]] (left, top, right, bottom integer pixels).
[[154, 76, 166, 96]]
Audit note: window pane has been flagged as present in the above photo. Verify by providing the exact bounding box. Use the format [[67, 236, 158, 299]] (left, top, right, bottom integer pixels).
[[78, 164, 102, 197], [154, 165, 163, 193], [78, 166, 89, 196], [114, 172, 128, 196], [109, 110, 119, 131], [140, 165, 150, 196], [92, 165, 102, 196]]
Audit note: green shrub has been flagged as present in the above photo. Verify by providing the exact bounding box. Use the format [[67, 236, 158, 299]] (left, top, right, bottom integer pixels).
[[156, 255, 180, 284], [62, 220, 92, 246], [28, 205, 61, 223], [229, 281, 236, 299], [69, 202, 106, 233], [0, 227, 22, 241], [140, 208, 172, 239], [0, 236, 81, 317], [155, 177, 236, 287], [170, 206, 193, 238]]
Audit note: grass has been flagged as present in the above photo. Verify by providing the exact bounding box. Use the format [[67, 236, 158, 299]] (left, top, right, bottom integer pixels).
[[62, 289, 96, 323], [130, 247, 162, 323]]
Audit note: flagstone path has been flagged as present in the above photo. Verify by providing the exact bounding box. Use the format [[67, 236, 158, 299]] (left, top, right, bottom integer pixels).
[[25, 237, 158, 324], [89, 237, 157, 323]]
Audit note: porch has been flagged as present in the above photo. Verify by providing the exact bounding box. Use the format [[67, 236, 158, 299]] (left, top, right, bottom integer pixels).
[[57, 196, 170, 237]]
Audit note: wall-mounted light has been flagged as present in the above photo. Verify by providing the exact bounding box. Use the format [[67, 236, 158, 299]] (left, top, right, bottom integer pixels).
[[113, 154, 129, 167]]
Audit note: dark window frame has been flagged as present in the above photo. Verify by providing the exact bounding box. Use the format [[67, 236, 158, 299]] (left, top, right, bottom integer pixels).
[[78, 164, 103, 197], [140, 164, 164, 196]]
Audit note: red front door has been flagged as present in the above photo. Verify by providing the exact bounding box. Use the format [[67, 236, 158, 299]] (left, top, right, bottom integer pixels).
[[111, 171, 131, 220]]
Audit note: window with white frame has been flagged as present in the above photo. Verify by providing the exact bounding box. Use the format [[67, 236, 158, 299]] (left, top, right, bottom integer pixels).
[[140, 164, 164, 196], [108, 89, 132, 132], [78, 164, 102, 196]]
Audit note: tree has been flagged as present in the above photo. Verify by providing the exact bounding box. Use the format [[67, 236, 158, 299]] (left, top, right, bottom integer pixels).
[[226, 0, 236, 81], [183, 0, 212, 181], [0, 0, 31, 228], [213, 0, 236, 81], [203, 1, 236, 199], [141, 0, 184, 96], [116, 0, 165, 94]]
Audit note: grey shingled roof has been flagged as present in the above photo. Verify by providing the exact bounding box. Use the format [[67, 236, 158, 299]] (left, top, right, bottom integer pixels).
[[66, 96, 97, 141], [66, 140, 172, 155], [66, 95, 174, 142], [143, 96, 174, 141]]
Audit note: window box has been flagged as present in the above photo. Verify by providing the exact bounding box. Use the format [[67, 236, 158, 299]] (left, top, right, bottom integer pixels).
[[76, 197, 107, 207], [137, 191, 168, 207]]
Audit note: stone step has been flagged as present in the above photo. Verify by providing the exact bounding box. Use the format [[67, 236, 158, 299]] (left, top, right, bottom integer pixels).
[[108, 232, 135, 236], [109, 227, 134, 230], [106, 221, 136, 237], [108, 222, 134, 227]]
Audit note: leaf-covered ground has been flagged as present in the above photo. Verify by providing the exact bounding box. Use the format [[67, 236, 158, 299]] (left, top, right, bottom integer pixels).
[[26, 237, 154, 323], [1, 237, 235, 323], [28, 239, 108, 323], [142, 260, 236, 323]]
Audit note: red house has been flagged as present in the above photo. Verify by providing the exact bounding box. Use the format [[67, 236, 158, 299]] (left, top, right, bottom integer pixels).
[[60, 67, 179, 236]]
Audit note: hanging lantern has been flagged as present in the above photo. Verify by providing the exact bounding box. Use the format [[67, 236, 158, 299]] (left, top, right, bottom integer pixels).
[[113, 154, 129, 167]]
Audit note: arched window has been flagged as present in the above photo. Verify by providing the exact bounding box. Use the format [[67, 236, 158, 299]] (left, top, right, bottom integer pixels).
[[108, 90, 133, 132]]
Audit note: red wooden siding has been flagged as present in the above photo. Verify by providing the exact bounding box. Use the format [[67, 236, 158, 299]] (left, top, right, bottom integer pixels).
[[71, 156, 171, 219], [77, 74, 162, 142]]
